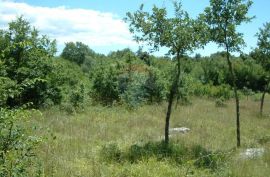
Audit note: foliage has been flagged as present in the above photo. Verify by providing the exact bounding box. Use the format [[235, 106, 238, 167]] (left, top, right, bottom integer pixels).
[[254, 22, 270, 71], [251, 22, 270, 93], [0, 108, 42, 177], [101, 141, 227, 171], [49, 58, 90, 112], [61, 41, 94, 65], [204, 0, 253, 52], [0, 16, 58, 108], [204, 0, 253, 147], [200, 55, 227, 85], [234, 59, 267, 91], [126, 0, 207, 144], [215, 97, 227, 107], [144, 67, 168, 103], [92, 65, 120, 105], [121, 73, 147, 109]]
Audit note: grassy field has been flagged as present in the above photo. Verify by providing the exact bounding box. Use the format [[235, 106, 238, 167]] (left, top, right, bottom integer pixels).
[[34, 96, 270, 177]]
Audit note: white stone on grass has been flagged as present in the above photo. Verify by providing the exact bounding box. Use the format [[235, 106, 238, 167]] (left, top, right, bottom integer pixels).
[[240, 148, 265, 159], [169, 127, 190, 134]]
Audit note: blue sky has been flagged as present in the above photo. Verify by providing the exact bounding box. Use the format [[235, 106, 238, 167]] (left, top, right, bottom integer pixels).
[[1, 0, 270, 56]]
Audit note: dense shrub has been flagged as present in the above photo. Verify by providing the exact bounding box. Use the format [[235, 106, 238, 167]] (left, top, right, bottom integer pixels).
[[49, 58, 90, 111], [61, 42, 94, 65], [121, 72, 148, 108], [0, 77, 18, 107], [191, 145, 226, 170], [92, 65, 120, 105], [0, 17, 58, 108], [0, 108, 42, 176], [200, 56, 227, 85], [233, 59, 267, 92], [144, 67, 168, 103]]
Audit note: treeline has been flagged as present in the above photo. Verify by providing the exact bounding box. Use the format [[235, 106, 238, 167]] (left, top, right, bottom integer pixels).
[[0, 17, 269, 112]]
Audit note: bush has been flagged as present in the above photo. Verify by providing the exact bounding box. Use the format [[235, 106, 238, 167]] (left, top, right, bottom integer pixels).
[[210, 84, 232, 100], [92, 65, 120, 105], [61, 42, 93, 65], [69, 84, 86, 109], [0, 77, 19, 107], [121, 73, 147, 108], [0, 108, 42, 176], [144, 67, 168, 103], [49, 58, 90, 111], [215, 97, 227, 107], [0, 17, 59, 108], [191, 145, 226, 170]]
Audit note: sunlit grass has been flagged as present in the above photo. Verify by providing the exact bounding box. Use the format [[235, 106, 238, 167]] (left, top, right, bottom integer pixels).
[[34, 95, 270, 176]]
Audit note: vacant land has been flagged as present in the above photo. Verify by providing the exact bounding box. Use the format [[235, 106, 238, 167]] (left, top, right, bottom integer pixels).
[[35, 96, 270, 177]]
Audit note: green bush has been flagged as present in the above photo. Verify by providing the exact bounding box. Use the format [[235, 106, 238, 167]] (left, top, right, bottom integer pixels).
[[61, 42, 93, 65], [69, 84, 86, 109], [144, 67, 168, 103], [0, 77, 19, 107], [210, 84, 232, 100], [92, 65, 120, 105], [49, 58, 90, 111], [0, 108, 42, 176], [191, 145, 226, 170], [121, 73, 147, 108], [0, 17, 59, 108], [215, 97, 227, 107]]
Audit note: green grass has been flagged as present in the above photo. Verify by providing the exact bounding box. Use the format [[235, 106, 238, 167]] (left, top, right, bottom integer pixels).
[[34, 96, 270, 177]]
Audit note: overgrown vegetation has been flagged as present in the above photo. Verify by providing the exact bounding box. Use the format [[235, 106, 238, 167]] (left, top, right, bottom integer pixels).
[[0, 108, 42, 176], [0, 0, 270, 176]]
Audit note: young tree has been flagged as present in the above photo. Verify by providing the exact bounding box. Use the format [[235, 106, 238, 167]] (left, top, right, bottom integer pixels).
[[204, 0, 253, 147], [252, 22, 270, 116], [126, 1, 207, 145]]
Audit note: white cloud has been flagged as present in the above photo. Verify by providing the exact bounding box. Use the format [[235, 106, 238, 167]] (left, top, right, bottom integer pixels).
[[0, 0, 137, 53]]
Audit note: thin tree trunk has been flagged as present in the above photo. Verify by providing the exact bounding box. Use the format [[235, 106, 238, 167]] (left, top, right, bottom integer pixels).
[[164, 85, 175, 145], [260, 90, 266, 116], [164, 52, 181, 145], [225, 47, 241, 147]]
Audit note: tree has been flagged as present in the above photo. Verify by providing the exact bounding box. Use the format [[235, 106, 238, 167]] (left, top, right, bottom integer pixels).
[[251, 22, 270, 116], [204, 0, 253, 147], [126, 1, 207, 145], [0, 16, 58, 107], [61, 42, 92, 65]]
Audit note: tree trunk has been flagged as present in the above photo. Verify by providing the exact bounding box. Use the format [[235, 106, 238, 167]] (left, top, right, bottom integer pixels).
[[164, 85, 175, 145], [225, 47, 241, 147], [164, 53, 181, 145], [260, 91, 266, 116]]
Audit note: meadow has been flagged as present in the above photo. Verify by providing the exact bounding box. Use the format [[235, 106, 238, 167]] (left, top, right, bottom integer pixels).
[[35, 96, 270, 177], [1, 3, 270, 175]]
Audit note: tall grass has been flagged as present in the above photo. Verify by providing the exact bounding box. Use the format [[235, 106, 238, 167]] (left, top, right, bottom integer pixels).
[[34, 96, 270, 176]]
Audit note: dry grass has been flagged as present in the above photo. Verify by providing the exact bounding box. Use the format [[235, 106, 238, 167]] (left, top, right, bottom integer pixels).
[[34, 95, 270, 177]]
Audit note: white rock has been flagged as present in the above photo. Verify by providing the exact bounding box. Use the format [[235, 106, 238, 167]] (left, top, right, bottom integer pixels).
[[169, 127, 190, 134], [240, 148, 265, 159]]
